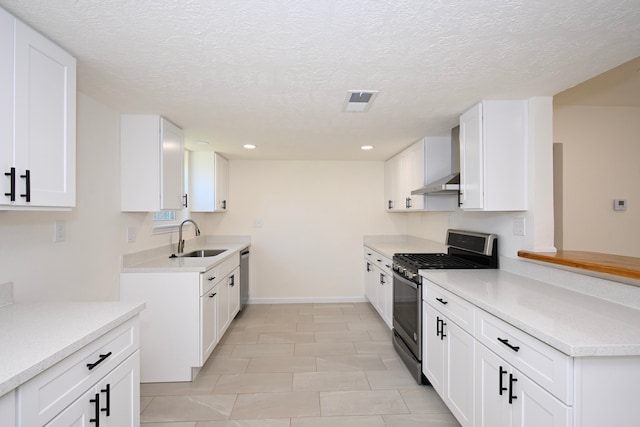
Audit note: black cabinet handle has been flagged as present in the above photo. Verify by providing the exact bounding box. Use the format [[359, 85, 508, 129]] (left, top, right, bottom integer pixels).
[[20, 169, 30, 202], [100, 384, 111, 417], [440, 319, 447, 340], [229, 275, 235, 287], [436, 297, 448, 305], [87, 352, 112, 370], [407, 197, 412, 208], [379, 273, 385, 285], [499, 366, 507, 396], [207, 275, 217, 281], [4, 167, 15, 201], [508, 374, 518, 404], [209, 292, 216, 298], [183, 193, 188, 208], [366, 262, 371, 272], [90, 393, 100, 426], [222, 200, 227, 209], [436, 316, 442, 338], [388, 200, 393, 209], [497, 337, 520, 352]]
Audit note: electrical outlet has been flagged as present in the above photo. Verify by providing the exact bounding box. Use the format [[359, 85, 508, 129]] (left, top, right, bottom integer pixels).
[[613, 199, 627, 211], [253, 218, 263, 228], [54, 221, 65, 243], [127, 227, 137, 243]]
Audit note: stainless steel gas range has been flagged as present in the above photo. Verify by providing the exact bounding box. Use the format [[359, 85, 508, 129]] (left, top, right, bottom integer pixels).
[[391, 229, 498, 384]]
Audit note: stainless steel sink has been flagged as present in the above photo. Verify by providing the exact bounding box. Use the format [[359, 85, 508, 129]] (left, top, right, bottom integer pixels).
[[180, 249, 226, 258]]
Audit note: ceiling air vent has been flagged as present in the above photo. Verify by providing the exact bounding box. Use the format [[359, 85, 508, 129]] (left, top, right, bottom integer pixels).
[[343, 90, 379, 112]]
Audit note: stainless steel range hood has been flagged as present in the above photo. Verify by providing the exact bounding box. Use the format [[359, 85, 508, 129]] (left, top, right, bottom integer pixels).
[[411, 125, 460, 195], [411, 172, 459, 195]]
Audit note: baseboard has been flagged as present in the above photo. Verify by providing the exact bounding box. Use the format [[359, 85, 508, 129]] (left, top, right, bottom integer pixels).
[[247, 296, 369, 305]]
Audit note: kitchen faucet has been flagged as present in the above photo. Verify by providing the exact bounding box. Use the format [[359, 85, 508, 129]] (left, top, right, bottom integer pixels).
[[177, 219, 201, 254]]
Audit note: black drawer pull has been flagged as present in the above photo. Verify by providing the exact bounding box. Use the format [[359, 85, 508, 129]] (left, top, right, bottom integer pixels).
[[436, 297, 448, 305], [20, 169, 30, 202], [87, 351, 113, 370], [207, 276, 216, 281], [508, 374, 518, 404], [209, 292, 216, 298], [100, 384, 111, 416], [499, 366, 507, 395], [497, 337, 520, 352], [90, 393, 100, 426], [4, 167, 15, 201]]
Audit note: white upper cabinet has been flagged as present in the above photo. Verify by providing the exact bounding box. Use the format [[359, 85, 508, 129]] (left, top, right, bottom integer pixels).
[[459, 100, 528, 211], [120, 115, 185, 211], [385, 137, 458, 212], [1, 7, 76, 209], [189, 151, 229, 212]]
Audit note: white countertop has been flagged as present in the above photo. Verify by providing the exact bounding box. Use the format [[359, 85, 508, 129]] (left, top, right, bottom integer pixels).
[[121, 236, 250, 273], [421, 269, 640, 357], [0, 300, 145, 396]]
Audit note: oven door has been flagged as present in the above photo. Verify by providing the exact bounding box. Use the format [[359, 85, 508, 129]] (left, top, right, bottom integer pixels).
[[392, 271, 422, 361]]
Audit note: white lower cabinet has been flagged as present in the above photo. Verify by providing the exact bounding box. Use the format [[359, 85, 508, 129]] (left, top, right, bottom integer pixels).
[[17, 317, 140, 426], [0, 391, 15, 426], [475, 343, 571, 427], [47, 352, 140, 427], [363, 247, 392, 329], [120, 252, 241, 382], [423, 299, 475, 427]]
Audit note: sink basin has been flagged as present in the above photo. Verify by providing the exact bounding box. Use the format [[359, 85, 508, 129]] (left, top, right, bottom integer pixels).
[[179, 249, 226, 258]]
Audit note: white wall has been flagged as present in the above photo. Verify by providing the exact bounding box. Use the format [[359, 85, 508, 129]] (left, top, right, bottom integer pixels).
[[204, 160, 405, 302], [0, 93, 196, 302], [554, 105, 640, 257]]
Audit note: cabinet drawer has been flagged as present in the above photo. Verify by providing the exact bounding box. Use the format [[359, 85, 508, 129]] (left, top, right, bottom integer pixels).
[[424, 280, 474, 334], [475, 309, 573, 404], [364, 248, 392, 275], [18, 317, 139, 426], [200, 266, 220, 295]]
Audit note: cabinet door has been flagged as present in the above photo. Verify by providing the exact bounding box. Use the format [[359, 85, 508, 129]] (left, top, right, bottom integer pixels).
[[475, 343, 511, 427], [423, 302, 445, 394], [0, 9, 14, 206], [11, 16, 76, 208], [384, 157, 395, 210], [201, 286, 218, 362], [160, 118, 185, 210], [511, 367, 572, 427], [364, 259, 377, 306], [215, 153, 229, 211], [99, 351, 140, 427], [459, 103, 483, 210], [217, 272, 230, 338], [228, 267, 241, 320], [405, 141, 425, 210], [46, 387, 95, 427], [445, 319, 475, 427]]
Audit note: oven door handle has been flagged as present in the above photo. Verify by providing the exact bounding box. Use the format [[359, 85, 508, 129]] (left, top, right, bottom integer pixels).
[[392, 271, 418, 289]]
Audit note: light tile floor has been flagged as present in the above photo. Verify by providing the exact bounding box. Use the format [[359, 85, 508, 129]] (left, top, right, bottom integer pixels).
[[140, 303, 462, 427]]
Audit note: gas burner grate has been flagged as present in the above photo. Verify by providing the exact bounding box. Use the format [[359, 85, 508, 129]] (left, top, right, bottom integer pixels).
[[396, 253, 483, 269]]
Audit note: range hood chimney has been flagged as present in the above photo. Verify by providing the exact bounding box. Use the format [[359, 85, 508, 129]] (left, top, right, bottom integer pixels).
[[411, 126, 460, 195]]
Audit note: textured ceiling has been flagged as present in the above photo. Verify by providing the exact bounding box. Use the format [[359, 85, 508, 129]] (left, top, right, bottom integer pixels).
[[1, 0, 639, 160]]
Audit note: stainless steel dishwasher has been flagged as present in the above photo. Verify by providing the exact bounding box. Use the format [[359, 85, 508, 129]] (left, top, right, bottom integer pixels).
[[240, 249, 249, 310]]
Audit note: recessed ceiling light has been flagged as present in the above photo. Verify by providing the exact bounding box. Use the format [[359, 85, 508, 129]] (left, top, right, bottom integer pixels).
[[193, 140, 209, 145], [361, 145, 374, 150], [243, 144, 256, 149]]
